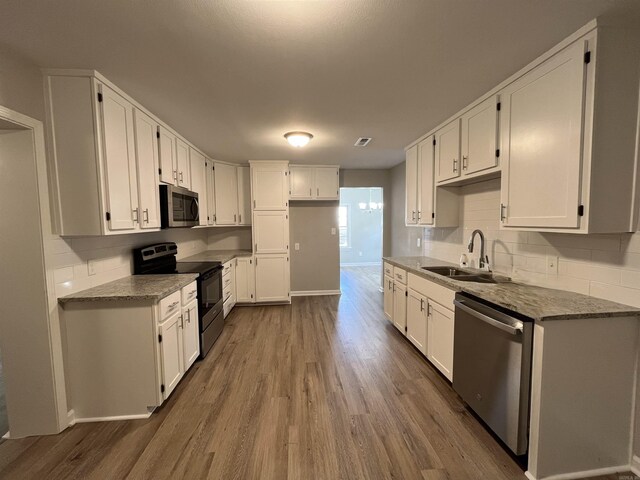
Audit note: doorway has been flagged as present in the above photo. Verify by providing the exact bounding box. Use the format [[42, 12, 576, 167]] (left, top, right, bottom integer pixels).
[[339, 187, 384, 285]]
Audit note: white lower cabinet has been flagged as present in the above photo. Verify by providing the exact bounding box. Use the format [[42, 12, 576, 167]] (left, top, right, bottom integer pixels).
[[255, 254, 290, 302], [235, 256, 256, 303], [158, 309, 184, 400], [406, 289, 428, 354], [426, 300, 454, 381], [222, 260, 236, 317], [182, 299, 200, 371], [392, 282, 407, 333], [383, 275, 394, 320]]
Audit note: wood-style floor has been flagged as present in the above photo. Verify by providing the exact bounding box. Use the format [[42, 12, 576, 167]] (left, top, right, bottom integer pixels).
[[0, 267, 627, 479]]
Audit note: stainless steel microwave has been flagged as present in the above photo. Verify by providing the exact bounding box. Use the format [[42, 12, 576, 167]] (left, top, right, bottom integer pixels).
[[159, 185, 199, 228]]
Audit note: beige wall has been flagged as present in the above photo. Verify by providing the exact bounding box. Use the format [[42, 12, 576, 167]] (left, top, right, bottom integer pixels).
[[389, 161, 423, 257], [340, 169, 391, 258], [0, 47, 45, 120], [207, 227, 252, 250], [289, 202, 340, 292]]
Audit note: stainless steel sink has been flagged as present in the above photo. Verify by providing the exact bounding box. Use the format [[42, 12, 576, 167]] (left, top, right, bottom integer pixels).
[[421, 266, 468, 276], [421, 266, 497, 284]]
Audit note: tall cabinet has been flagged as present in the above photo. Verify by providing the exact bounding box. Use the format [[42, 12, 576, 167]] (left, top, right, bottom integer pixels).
[[250, 161, 291, 303]]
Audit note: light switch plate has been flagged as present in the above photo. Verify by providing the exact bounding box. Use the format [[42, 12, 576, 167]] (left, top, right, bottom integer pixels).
[[294, 243, 300, 251], [417, 237, 421, 248], [331, 227, 336, 235], [547, 255, 558, 275], [87, 260, 97, 276]]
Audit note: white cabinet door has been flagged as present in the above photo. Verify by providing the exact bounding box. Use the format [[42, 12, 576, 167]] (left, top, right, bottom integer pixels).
[[406, 289, 427, 355], [182, 300, 200, 371], [252, 164, 289, 210], [255, 254, 290, 302], [99, 84, 138, 231], [237, 166, 251, 225], [461, 95, 499, 176], [383, 275, 394, 320], [392, 282, 407, 334], [235, 256, 255, 303], [214, 162, 239, 225], [500, 40, 586, 229], [435, 119, 461, 183], [206, 160, 216, 226], [254, 210, 289, 253], [132, 108, 160, 229], [175, 137, 190, 189], [158, 125, 177, 185], [315, 167, 339, 200], [189, 148, 208, 226], [427, 300, 454, 381], [405, 145, 418, 225], [417, 136, 434, 226], [159, 310, 184, 400], [289, 166, 314, 199]]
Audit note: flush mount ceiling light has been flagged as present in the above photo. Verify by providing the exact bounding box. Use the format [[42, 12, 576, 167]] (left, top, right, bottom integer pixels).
[[284, 131, 313, 148]]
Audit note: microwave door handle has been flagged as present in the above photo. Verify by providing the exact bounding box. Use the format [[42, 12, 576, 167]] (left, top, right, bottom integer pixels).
[[192, 197, 199, 221]]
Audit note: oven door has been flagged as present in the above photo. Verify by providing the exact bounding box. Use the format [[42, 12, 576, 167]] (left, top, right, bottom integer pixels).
[[160, 185, 199, 228], [198, 267, 223, 330]]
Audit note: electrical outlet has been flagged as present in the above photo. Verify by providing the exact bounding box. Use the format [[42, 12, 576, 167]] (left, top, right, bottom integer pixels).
[[294, 243, 300, 251], [87, 259, 97, 276], [417, 237, 421, 248], [331, 227, 336, 235], [547, 255, 559, 275]]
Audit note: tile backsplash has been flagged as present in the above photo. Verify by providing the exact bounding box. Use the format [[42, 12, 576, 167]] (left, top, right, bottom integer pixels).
[[423, 178, 640, 308]]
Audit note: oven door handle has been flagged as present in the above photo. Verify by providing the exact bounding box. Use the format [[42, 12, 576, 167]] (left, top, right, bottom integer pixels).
[[454, 300, 523, 335]]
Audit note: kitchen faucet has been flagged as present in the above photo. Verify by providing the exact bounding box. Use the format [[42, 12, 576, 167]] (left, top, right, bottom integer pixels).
[[468, 229, 490, 271]]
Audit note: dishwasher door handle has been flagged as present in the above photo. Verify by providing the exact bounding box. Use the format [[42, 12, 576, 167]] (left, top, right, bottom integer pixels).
[[454, 300, 523, 335]]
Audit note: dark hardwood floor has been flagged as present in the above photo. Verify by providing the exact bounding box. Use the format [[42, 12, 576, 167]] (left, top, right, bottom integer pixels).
[[0, 266, 629, 479]]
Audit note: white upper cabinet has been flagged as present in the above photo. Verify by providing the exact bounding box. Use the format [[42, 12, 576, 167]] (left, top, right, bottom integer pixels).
[[99, 84, 139, 232], [251, 162, 289, 210], [289, 166, 314, 199], [206, 160, 216, 226], [132, 108, 161, 229], [214, 162, 239, 225], [189, 148, 208, 226], [461, 95, 500, 177], [500, 39, 586, 229], [254, 211, 289, 254], [158, 125, 177, 185], [175, 138, 190, 189], [435, 119, 461, 183], [405, 146, 418, 225], [237, 166, 251, 225], [417, 137, 435, 226], [289, 165, 340, 200], [255, 254, 290, 302]]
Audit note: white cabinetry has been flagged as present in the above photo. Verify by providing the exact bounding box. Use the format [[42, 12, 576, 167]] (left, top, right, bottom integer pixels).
[[255, 254, 290, 302], [235, 256, 255, 303], [392, 282, 407, 334], [222, 260, 236, 317], [132, 108, 161, 229], [182, 298, 199, 371], [189, 148, 208, 226], [206, 160, 216, 226], [254, 211, 289, 254], [460, 95, 500, 177], [435, 119, 461, 183], [214, 162, 239, 225], [406, 289, 427, 354], [158, 309, 184, 399], [252, 163, 289, 210], [157, 125, 179, 185], [175, 138, 190, 189], [426, 300, 454, 381], [237, 166, 252, 225], [383, 275, 394, 320], [405, 146, 418, 225], [289, 165, 340, 200]]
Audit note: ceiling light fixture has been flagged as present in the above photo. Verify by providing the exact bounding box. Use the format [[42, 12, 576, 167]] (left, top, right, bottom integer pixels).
[[284, 131, 313, 148]]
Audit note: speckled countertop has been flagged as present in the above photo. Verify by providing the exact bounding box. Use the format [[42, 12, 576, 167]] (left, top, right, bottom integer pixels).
[[180, 249, 253, 264], [383, 256, 640, 321], [58, 274, 199, 304]]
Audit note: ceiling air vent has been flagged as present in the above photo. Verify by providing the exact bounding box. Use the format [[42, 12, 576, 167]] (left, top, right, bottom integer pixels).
[[354, 137, 372, 147]]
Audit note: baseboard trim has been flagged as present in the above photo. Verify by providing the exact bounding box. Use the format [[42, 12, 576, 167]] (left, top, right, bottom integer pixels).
[[290, 290, 341, 297], [525, 464, 632, 480], [73, 412, 152, 423], [67, 409, 76, 427], [340, 262, 382, 267], [631, 455, 640, 476]]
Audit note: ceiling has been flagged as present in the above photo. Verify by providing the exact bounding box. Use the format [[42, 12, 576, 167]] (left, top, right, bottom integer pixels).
[[1, 0, 640, 169]]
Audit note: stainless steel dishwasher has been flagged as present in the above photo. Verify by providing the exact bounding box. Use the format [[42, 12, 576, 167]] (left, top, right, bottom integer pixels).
[[453, 294, 533, 456]]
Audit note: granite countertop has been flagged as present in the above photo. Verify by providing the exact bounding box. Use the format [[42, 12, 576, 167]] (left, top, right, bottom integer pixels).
[[383, 256, 640, 321], [180, 249, 253, 264], [58, 274, 199, 304]]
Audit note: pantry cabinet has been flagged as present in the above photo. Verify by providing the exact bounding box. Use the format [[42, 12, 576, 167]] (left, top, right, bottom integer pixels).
[[214, 162, 239, 225], [252, 163, 289, 210], [237, 166, 252, 225], [460, 95, 500, 177], [253, 211, 289, 254], [189, 148, 208, 226], [235, 256, 256, 303], [132, 108, 161, 229], [255, 254, 290, 302]]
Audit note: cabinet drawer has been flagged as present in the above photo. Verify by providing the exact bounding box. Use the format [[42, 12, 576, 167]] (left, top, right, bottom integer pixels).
[[223, 283, 233, 302], [181, 281, 198, 305], [393, 267, 407, 285], [222, 261, 233, 275], [223, 272, 233, 289], [223, 295, 235, 318], [159, 290, 181, 320], [408, 273, 455, 309], [383, 262, 393, 276]]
